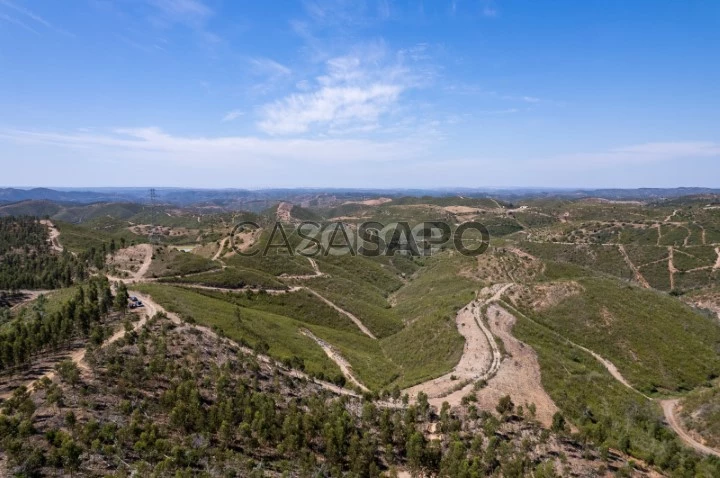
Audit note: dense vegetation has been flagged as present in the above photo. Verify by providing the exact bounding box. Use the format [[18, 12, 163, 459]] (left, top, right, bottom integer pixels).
[[0, 278, 115, 371], [2, 314, 649, 477], [5, 194, 720, 476], [0, 217, 87, 290]]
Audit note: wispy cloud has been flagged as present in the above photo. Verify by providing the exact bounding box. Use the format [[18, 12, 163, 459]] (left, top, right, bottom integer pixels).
[[0, 127, 427, 165], [249, 57, 292, 77], [258, 43, 430, 135], [0, 0, 74, 36], [245, 57, 293, 95], [221, 110, 244, 122], [117, 34, 166, 53], [0, 11, 38, 34], [147, 0, 212, 27], [539, 141, 720, 169], [481, 0, 498, 17]]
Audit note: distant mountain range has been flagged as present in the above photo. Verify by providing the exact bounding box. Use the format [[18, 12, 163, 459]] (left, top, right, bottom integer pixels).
[[1, 186, 720, 207]]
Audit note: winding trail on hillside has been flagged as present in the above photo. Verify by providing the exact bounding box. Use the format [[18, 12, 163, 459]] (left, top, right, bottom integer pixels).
[[302, 287, 377, 339], [106, 244, 154, 283], [212, 237, 228, 261], [281, 257, 325, 279], [133, 244, 154, 280], [300, 328, 370, 392], [8, 290, 54, 311], [131, 293, 392, 403], [176, 283, 301, 295], [506, 302, 651, 401], [661, 399, 720, 458], [618, 245, 651, 289], [2, 224, 385, 405], [404, 284, 511, 406], [1, 294, 152, 400], [505, 299, 720, 456], [40, 219, 63, 253], [665, 209, 680, 223]]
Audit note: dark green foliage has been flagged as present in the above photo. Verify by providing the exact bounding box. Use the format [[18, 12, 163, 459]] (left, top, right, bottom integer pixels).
[[0, 278, 113, 372], [0, 217, 88, 289]]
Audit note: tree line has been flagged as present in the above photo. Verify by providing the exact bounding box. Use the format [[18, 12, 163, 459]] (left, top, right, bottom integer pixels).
[[0, 216, 88, 290], [5, 313, 708, 477], [0, 278, 116, 372]]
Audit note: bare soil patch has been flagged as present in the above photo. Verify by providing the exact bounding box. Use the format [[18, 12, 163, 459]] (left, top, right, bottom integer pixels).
[[473, 304, 560, 427], [107, 244, 153, 280], [343, 197, 392, 206], [507, 281, 584, 311], [443, 205, 484, 215]]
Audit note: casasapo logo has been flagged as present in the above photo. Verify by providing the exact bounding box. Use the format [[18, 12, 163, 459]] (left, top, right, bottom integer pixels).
[[229, 221, 490, 257]]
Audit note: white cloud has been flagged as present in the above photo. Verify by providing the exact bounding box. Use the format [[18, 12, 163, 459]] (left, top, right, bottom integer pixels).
[[249, 57, 292, 77], [0, 0, 73, 36], [0, 127, 427, 165], [0, 11, 38, 34], [221, 110, 244, 122], [614, 142, 720, 157], [145, 0, 217, 41], [148, 0, 212, 22], [259, 84, 402, 135], [539, 141, 720, 169], [257, 44, 423, 135]]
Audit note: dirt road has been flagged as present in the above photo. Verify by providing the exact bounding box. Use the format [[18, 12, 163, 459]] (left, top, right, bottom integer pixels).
[[134, 293, 396, 403], [281, 257, 325, 280], [40, 219, 63, 253], [276, 202, 293, 222], [8, 290, 54, 311], [668, 247, 679, 290], [506, 300, 720, 456], [1, 301, 151, 399], [303, 288, 376, 339], [177, 283, 300, 295], [474, 304, 560, 427], [404, 284, 511, 406], [133, 244, 153, 280], [212, 237, 228, 261], [661, 399, 720, 458], [300, 328, 370, 392], [618, 245, 651, 289]]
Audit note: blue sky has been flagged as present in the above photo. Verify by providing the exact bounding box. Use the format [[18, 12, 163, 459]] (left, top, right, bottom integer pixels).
[[1, 0, 719, 188]]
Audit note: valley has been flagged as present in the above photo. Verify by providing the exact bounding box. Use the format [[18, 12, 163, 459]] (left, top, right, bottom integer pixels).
[[3, 191, 720, 476]]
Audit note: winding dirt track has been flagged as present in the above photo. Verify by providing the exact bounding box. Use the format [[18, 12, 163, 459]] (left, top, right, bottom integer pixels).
[[40, 219, 63, 253], [303, 288, 377, 339], [212, 237, 228, 261], [11, 224, 720, 455], [661, 399, 720, 458], [133, 244, 154, 280], [507, 300, 720, 456], [280, 257, 325, 279], [1, 226, 405, 408], [618, 244, 651, 289], [8, 290, 53, 311], [404, 284, 511, 406], [1, 292, 152, 400], [300, 328, 369, 392]]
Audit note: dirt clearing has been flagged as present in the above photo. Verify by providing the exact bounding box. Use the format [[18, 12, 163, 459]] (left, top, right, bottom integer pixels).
[[107, 244, 153, 280], [474, 304, 560, 427]]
